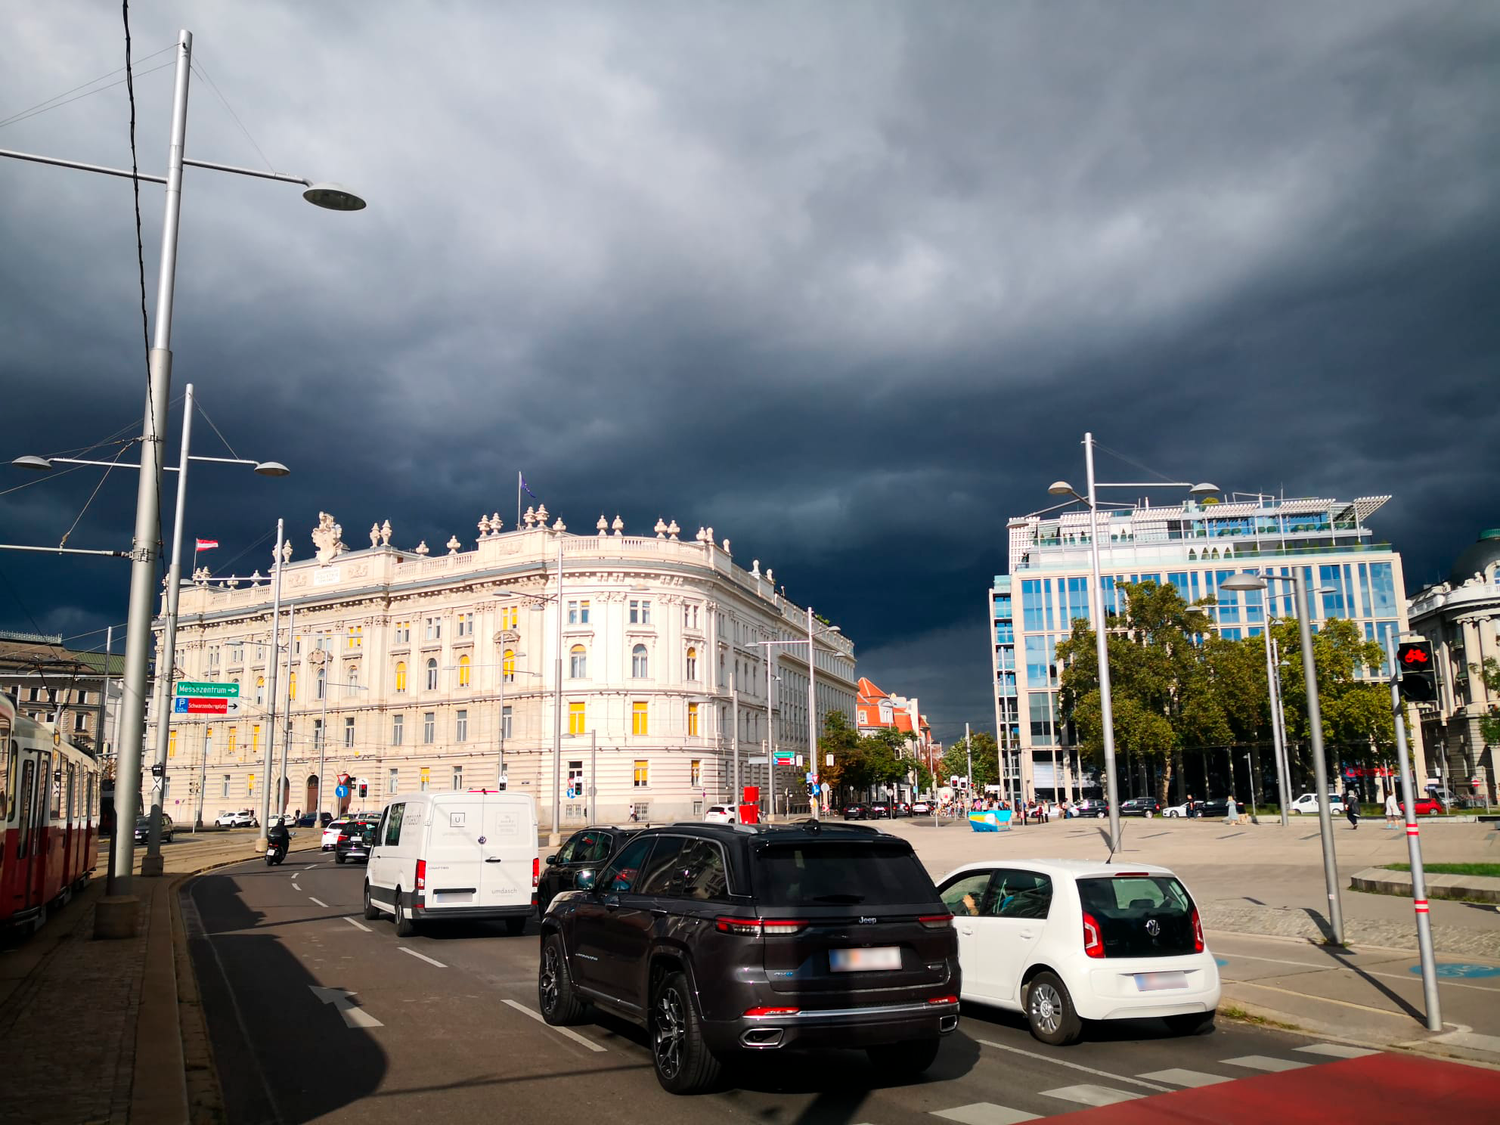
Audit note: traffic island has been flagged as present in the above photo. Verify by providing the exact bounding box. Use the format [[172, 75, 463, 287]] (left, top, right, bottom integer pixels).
[[1351, 866, 1500, 905]]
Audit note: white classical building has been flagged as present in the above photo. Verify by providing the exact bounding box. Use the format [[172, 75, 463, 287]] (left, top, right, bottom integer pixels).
[[150, 509, 858, 830]]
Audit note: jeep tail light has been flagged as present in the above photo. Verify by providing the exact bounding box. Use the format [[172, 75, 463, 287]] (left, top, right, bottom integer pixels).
[[1082, 910, 1104, 958], [927, 994, 959, 1005], [715, 917, 762, 936], [415, 859, 427, 891], [1191, 906, 1204, 953], [744, 1006, 800, 1017], [532, 856, 540, 889], [759, 918, 807, 935], [919, 914, 953, 929]]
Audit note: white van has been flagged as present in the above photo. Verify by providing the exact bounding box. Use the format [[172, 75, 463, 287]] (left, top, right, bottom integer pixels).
[[363, 790, 538, 936], [1289, 792, 1345, 815]]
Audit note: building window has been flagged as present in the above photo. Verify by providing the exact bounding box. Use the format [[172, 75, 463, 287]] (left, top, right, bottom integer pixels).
[[567, 599, 591, 625], [347, 663, 359, 690], [687, 702, 699, 737], [316, 668, 326, 700], [347, 626, 362, 649], [569, 701, 586, 735], [633, 759, 649, 788], [419, 766, 430, 792], [425, 617, 442, 641], [392, 714, 405, 746], [499, 606, 518, 630], [502, 705, 513, 739], [690, 758, 701, 786], [252, 724, 260, 754], [686, 647, 698, 681], [632, 701, 649, 736], [458, 654, 471, 687], [389, 768, 399, 796], [502, 649, 515, 683], [456, 709, 468, 742], [629, 599, 651, 625], [344, 716, 355, 747], [395, 621, 411, 644], [425, 659, 438, 691], [452, 766, 463, 790], [313, 719, 324, 751], [394, 661, 408, 693], [457, 613, 472, 638], [570, 645, 587, 679], [222, 774, 231, 798], [227, 727, 237, 755], [74, 711, 87, 732], [684, 603, 699, 629], [169, 731, 177, 759], [423, 712, 435, 744], [247, 773, 256, 797], [255, 676, 265, 706], [289, 671, 297, 701], [632, 644, 649, 678], [568, 760, 585, 795]]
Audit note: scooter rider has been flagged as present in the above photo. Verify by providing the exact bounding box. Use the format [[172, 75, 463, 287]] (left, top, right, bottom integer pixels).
[[267, 818, 290, 861]]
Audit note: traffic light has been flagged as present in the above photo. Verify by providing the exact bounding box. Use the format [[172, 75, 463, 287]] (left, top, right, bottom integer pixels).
[[1396, 640, 1437, 703], [358, 781, 368, 798]]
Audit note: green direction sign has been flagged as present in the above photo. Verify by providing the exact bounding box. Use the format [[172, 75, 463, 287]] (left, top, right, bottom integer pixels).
[[175, 681, 239, 698], [773, 751, 796, 765]]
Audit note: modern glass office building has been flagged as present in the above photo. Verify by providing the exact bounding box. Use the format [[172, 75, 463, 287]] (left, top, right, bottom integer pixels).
[[989, 494, 1422, 802]]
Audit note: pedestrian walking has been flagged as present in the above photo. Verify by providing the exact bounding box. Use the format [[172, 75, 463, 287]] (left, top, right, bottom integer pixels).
[[1224, 793, 1238, 825], [1384, 790, 1400, 829], [1344, 787, 1360, 829]]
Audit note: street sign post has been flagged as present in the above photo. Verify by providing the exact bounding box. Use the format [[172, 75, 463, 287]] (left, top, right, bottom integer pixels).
[[174, 696, 230, 715], [176, 681, 239, 697]]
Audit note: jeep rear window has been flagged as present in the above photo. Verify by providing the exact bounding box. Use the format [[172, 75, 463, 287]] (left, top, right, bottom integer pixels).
[[1077, 875, 1197, 958], [753, 841, 937, 907]]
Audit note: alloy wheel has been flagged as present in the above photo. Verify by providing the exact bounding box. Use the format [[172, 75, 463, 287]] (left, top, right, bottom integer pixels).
[[540, 945, 561, 1012], [1031, 981, 1063, 1034], [654, 987, 685, 1080]]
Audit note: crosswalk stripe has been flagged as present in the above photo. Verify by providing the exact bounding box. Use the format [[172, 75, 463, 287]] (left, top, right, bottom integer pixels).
[[1295, 1043, 1380, 1059], [1039, 1084, 1141, 1108], [1222, 1055, 1311, 1072], [931, 1103, 1040, 1125], [1137, 1067, 1231, 1087]]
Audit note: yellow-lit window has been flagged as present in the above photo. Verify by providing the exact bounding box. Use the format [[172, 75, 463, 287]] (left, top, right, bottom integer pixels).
[[503, 649, 516, 682], [568, 701, 586, 735], [686, 646, 698, 681], [419, 766, 430, 792], [458, 654, 471, 687], [395, 661, 407, 693], [690, 759, 701, 786], [227, 727, 237, 755], [289, 671, 297, 701], [168, 731, 177, 759], [247, 772, 256, 796], [252, 725, 260, 753], [633, 759, 649, 788], [632, 701, 648, 736], [502, 606, 518, 630], [687, 702, 699, 737], [348, 626, 362, 649]]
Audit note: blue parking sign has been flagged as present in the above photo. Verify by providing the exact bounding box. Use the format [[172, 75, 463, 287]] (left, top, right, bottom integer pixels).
[[173, 697, 189, 713]]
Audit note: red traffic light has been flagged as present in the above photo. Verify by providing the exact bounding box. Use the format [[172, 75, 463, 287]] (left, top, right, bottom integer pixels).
[[1400, 647, 1430, 666]]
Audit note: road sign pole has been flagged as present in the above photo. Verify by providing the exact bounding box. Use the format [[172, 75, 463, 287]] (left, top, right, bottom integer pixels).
[[1388, 635, 1442, 1032]]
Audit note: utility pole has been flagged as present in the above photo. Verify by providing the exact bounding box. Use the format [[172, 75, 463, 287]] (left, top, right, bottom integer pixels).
[[279, 601, 296, 819], [766, 654, 776, 819], [256, 520, 284, 849]]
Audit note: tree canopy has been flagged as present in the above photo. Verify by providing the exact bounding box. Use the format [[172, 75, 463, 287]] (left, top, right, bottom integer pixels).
[[939, 732, 999, 791]]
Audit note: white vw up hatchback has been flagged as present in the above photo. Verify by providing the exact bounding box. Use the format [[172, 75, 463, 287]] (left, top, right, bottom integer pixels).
[[364, 790, 538, 936]]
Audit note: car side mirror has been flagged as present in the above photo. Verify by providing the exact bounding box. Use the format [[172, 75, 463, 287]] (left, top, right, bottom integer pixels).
[[575, 869, 595, 891], [546, 854, 559, 865]]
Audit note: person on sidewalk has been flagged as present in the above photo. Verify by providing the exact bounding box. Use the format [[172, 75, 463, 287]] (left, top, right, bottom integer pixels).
[[1384, 790, 1400, 829], [1344, 787, 1361, 829], [1224, 793, 1238, 825]]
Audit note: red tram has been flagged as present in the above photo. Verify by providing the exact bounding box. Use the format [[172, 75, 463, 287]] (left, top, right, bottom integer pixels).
[[0, 692, 100, 931]]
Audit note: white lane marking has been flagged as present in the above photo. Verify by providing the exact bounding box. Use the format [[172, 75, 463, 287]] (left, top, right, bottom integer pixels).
[[309, 985, 383, 1028], [1220, 950, 1500, 993], [931, 1102, 1040, 1124], [1138, 1068, 1231, 1087], [501, 998, 606, 1052], [1295, 1043, 1380, 1059], [1222, 1055, 1311, 1072], [291, 884, 301, 891], [1039, 1085, 1141, 1108], [398, 946, 447, 968], [308, 897, 328, 907], [344, 917, 372, 933], [1427, 1029, 1500, 1054], [976, 1039, 1171, 1092]]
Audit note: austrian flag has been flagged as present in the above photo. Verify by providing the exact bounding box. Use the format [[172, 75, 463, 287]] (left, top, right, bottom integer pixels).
[[195, 539, 220, 551]]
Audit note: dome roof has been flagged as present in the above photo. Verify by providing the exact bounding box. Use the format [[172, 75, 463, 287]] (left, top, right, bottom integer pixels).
[[1448, 529, 1500, 586]]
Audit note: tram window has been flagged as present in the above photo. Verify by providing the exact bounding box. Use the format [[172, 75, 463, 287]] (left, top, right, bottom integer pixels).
[[68, 764, 77, 819], [17, 760, 34, 857], [0, 726, 10, 821], [49, 755, 62, 819]]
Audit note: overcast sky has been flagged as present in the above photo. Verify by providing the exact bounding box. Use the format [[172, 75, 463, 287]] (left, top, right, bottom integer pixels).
[[2, 2, 1496, 743]]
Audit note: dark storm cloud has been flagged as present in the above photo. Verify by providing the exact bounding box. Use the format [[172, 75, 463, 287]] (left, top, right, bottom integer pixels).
[[2, 1, 1497, 742]]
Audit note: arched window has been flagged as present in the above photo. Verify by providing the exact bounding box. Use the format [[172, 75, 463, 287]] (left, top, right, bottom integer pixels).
[[316, 668, 326, 700], [502, 649, 515, 683], [570, 645, 587, 679], [458, 654, 471, 687], [255, 676, 265, 706], [685, 646, 698, 681], [426, 658, 438, 691], [632, 644, 649, 679], [289, 671, 297, 701], [395, 661, 407, 693]]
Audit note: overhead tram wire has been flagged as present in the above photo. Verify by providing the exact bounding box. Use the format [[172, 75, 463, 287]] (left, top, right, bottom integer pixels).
[[0, 45, 176, 131], [193, 399, 243, 460], [1090, 440, 1197, 489], [191, 53, 277, 173], [56, 443, 134, 550]]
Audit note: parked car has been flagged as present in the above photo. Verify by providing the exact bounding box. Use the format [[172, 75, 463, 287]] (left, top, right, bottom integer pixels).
[[133, 814, 173, 844], [334, 817, 380, 864], [1289, 792, 1345, 815], [702, 805, 738, 824], [841, 804, 869, 820], [937, 857, 1218, 1046], [1119, 798, 1161, 818], [1399, 794, 1445, 816], [364, 789, 539, 936], [215, 810, 257, 828], [296, 812, 334, 828], [1162, 801, 1190, 818], [1190, 798, 1229, 819], [537, 825, 644, 916], [910, 800, 932, 815], [868, 802, 892, 819], [322, 817, 352, 850], [538, 822, 960, 1093], [1071, 799, 1104, 818]]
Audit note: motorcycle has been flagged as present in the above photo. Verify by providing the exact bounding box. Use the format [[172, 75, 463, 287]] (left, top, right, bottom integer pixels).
[[265, 837, 288, 866]]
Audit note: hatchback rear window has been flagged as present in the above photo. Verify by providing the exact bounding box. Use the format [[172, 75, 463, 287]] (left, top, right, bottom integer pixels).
[[753, 841, 937, 907], [1077, 875, 1198, 958]]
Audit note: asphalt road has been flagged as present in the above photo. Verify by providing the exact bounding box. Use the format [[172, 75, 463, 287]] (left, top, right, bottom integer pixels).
[[184, 851, 1498, 1125]]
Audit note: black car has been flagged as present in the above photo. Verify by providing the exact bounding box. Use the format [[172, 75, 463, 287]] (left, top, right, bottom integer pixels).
[[537, 825, 644, 916], [868, 802, 891, 819], [539, 822, 960, 1094], [133, 814, 173, 844], [1191, 798, 1230, 819], [1118, 797, 1161, 818], [297, 812, 334, 828], [333, 817, 380, 864], [840, 804, 868, 820]]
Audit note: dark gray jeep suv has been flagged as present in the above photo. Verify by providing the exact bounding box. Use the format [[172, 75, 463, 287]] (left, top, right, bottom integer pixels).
[[538, 821, 960, 1093]]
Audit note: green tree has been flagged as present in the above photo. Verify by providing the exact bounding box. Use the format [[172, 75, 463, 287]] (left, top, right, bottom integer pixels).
[[1471, 657, 1500, 749], [818, 710, 862, 794], [1271, 617, 1393, 781], [939, 731, 999, 791]]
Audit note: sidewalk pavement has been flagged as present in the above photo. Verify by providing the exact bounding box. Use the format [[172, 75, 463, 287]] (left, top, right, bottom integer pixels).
[[884, 813, 1500, 1067], [0, 829, 321, 1125]]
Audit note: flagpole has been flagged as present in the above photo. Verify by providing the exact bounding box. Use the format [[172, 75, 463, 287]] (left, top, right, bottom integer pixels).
[[516, 471, 522, 529]]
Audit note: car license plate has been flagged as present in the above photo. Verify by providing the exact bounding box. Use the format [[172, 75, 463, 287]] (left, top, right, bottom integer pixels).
[[830, 946, 901, 972], [1134, 971, 1188, 991]]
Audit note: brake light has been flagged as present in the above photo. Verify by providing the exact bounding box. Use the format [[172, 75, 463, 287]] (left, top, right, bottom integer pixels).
[[760, 919, 807, 935], [532, 856, 540, 889], [415, 859, 426, 891], [919, 914, 953, 929], [927, 994, 959, 1005], [1082, 910, 1104, 958], [744, 1006, 800, 1016], [714, 917, 807, 936], [337, 834, 350, 843], [1191, 906, 1204, 953]]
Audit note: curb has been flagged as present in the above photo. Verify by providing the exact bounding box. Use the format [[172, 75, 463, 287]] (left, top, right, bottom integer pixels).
[[1351, 866, 1500, 905]]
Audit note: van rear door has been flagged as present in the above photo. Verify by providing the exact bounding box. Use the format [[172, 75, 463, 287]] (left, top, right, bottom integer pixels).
[[478, 797, 536, 909], [423, 796, 487, 909]]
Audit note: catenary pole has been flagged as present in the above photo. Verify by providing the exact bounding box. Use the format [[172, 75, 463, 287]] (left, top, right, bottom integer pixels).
[[279, 601, 295, 818], [1083, 432, 1122, 853], [1293, 571, 1344, 945], [256, 520, 284, 849], [807, 605, 819, 819], [1264, 626, 1290, 825]]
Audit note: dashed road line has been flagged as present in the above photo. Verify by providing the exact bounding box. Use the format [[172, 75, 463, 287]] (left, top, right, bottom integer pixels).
[[1040, 1084, 1141, 1107], [501, 998, 606, 1052], [398, 946, 447, 968], [1295, 1043, 1380, 1059], [1137, 1068, 1231, 1087], [1222, 1054, 1311, 1072], [308, 897, 329, 907], [930, 1102, 1039, 1124], [975, 1039, 1171, 1092], [344, 917, 372, 933]]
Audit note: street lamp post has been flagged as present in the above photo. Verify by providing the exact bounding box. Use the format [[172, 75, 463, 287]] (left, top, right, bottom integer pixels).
[[1222, 570, 1345, 945], [748, 616, 840, 822], [257, 521, 286, 851], [0, 29, 362, 912]]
